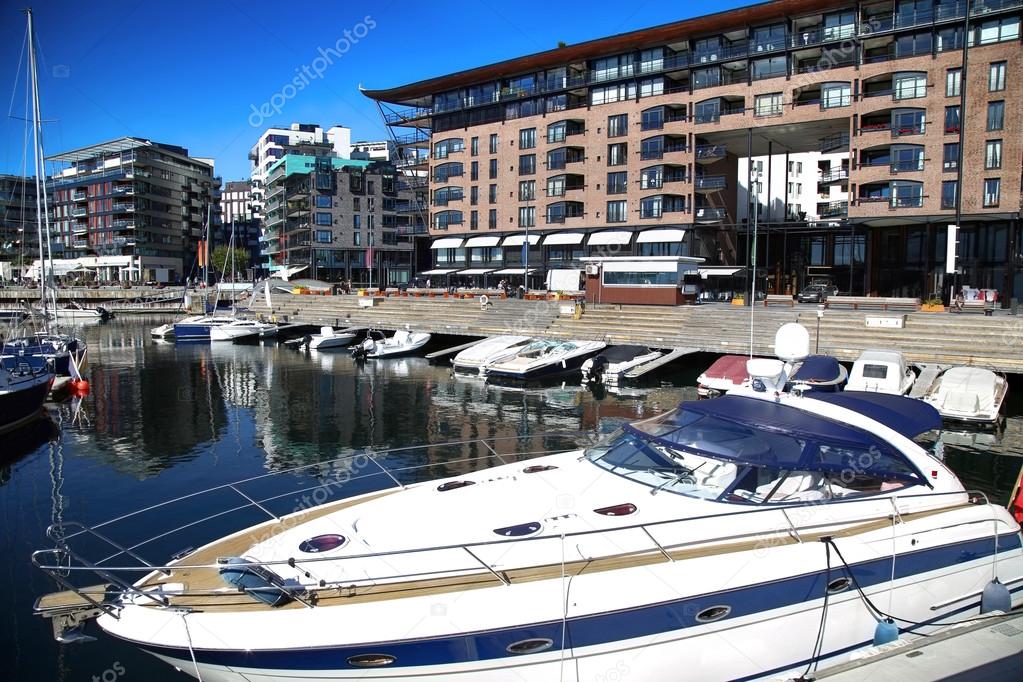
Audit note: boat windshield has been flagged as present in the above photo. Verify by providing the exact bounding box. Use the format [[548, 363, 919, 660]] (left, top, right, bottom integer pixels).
[[585, 396, 926, 504]]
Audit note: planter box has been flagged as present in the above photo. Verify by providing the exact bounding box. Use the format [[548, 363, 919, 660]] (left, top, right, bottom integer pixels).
[[731, 298, 745, 306], [921, 304, 946, 313]]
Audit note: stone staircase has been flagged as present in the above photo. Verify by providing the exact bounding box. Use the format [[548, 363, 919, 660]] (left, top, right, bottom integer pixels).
[[249, 294, 1023, 373]]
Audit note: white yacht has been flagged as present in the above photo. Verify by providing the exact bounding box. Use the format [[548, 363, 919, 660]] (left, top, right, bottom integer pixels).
[[452, 335, 531, 374], [307, 326, 358, 350], [919, 366, 1008, 424], [210, 320, 279, 343], [351, 329, 431, 359], [846, 350, 916, 394], [482, 339, 606, 381], [32, 373, 1023, 681]]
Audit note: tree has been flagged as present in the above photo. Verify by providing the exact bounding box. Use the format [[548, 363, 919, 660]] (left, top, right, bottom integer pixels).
[[210, 245, 250, 279]]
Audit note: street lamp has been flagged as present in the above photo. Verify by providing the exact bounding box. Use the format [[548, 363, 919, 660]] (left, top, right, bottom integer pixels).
[[816, 303, 825, 353]]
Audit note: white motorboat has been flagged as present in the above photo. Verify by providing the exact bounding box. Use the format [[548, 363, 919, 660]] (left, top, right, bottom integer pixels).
[[172, 314, 239, 341], [351, 328, 431, 359], [697, 354, 749, 397], [150, 322, 176, 339], [919, 366, 1008, 424], [52, 302, 110, 322], [482, 339, 606, 381], [580, 345, 663, 387], [33, 374, 1023, 681], [307, 326, 358, 350], [210, 320, 279, 343], [451, 335, 531, 373], [846, 349, 916, 394]]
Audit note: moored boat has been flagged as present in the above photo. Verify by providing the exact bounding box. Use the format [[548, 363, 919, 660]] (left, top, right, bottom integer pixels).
[[846, 349, 916, 395], [918, 366, 1007, 424], [580, 345, 663, 387], [172, 315, 238, 341], [31, 386, 1023, 681], [351, 328, 431, 359], [307, 326, 358, 350], [451, 335, 531, 374], [0, 361, 53, 434], [210, 319, 279, 343], [482, 339, 606, 381]]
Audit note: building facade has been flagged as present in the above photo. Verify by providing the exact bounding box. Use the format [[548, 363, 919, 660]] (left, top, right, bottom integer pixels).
[[262, 155, 425, 284], [365, 0, 1021, 301], [46, 137, 219, 283], [248, 124, 353, 219], [0, 174, 39, 279], [351, 140, 393, 161], [222, 180, 254, 224]]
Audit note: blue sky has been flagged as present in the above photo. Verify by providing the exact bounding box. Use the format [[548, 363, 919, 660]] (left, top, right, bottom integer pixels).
[[1, 0, 748, 181]]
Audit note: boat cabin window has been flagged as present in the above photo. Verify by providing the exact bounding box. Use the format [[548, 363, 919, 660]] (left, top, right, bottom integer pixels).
[[585, 398, 925, 504], [861, 364, 889, 379]]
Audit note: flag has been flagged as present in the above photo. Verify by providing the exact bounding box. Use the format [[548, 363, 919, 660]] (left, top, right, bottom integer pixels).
[[197, 240, 205, 267]]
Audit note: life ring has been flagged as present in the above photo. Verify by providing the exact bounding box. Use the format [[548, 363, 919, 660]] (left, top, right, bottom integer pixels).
[[479, 294, 490, 308]]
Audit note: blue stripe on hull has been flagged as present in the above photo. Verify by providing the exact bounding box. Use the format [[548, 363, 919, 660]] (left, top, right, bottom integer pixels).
[[126, 532, 1022, 672], [173, 324, 213, 340]]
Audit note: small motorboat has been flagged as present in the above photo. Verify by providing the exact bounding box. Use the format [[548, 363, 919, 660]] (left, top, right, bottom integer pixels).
[[53, 302, 110, 322], [210, 320, 279, 343], [0, 361, 53, 435], [696, 354, 749, 397], [451, 335, 531, 373], [308, 326, 358, 350], [581, 345, 663, 387], [846, 349, 915, 394], [919, 366, 1008, 424], [351, 328, 431, 359], [482, 338, 606, 381], [150, 322, 175, 339]]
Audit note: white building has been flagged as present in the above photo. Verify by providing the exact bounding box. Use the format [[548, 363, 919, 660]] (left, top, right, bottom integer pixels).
[[248, 123, 352, 217], [737, 152, 848, 224], [350, 140, 392, 161]]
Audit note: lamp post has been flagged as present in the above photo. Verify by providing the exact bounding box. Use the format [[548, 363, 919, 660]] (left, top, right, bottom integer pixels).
[[749, 172, 761, 358], [816, 303, 825, 353]]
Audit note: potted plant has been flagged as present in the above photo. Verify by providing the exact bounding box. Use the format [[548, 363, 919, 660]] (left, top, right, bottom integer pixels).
[[921, 297, 945, 312]]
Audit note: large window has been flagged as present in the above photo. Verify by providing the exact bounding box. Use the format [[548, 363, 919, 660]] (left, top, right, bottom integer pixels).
[[432, 186, 464, 206], [603, 270, 677, 286], [984, 178, 1000, 207], [641, 137, 664, 160], [518, 154, 535, 175], [433, 210, 463, 229], [606, 200, 627, 223], [470, 185, 479, 205], [315, 195, 332, 208], [641, 107, 664, 131], [591, 83, 636, 105], [640, 196, 663, 219], [519, 180, 535, 201], [489, 158, 498, 179], [470, 137, 478, 156], [893, 72, 927, 100], [941, 180, 957, 209], [974, 16, 1020, 45], [433, 162, 463, 183], [470, 161, 478, 181], [607, 171, 628, 195], [433, 138, 464, 159], [891, 181, 923, 208], [639, 78, 664, 98], [547, 121, 566, 144], [755, 93, 783, 117], [752, 56, 787, 81], [519, 128, 536, 150], [488, 209, 497, 229], [943, 142, 959, 171], [314, 212, 332, 225], [987, 101, 1004, 131], [315, 230, 331, 243], [488, 184, 497, 204], [593, 54, 633, 82], [989, 62, 1006, 92], [944, 105, 961, 134], [489, 133, 499, 153], [945, 68, 961, 97], [607, 114, 628, 137], [985, 140, 1002, 170], [822, 82, 851, 108], [641, 166, 663, 190], [607, 143, 628, 166], [518, 206, 535, 228]]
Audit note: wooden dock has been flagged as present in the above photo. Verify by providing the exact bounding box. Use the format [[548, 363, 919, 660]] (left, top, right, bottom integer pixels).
[[246, 294, 1023, 374]]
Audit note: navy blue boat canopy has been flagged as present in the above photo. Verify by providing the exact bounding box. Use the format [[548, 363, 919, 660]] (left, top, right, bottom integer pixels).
[[625, 395, 925, 483], [806, 391, 942, 440], [790, 355, 842, 383]]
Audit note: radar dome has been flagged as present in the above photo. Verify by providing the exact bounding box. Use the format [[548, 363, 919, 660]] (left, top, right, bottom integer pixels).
[[774, 323, 810, 362]]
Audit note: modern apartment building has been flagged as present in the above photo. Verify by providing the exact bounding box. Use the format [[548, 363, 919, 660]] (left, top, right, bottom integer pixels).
[[351, 140, 393, 161], [262, 155, 425, 284], [0, 174, 39, 279], [46, 137, 220, 283], [248, 124, 353, 218], [222, 180, 254, 224], [365, 0, 1021, 301]]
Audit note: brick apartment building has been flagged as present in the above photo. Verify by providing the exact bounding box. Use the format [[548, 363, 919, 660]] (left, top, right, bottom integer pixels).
[[365, 0, 1020, 302]]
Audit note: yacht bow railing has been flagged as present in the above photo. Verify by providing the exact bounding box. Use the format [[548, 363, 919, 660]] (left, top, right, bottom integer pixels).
[[33, 432, 1004, 620]]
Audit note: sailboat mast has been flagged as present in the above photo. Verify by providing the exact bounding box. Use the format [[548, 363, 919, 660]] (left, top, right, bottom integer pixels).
[[26, 8, 50, 333]]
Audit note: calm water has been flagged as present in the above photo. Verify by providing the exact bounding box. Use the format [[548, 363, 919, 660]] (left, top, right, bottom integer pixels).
[[1, 319, 1021, 682]]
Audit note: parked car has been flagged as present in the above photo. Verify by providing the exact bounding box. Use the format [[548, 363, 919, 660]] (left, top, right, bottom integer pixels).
[[797, 283, 838, 303]]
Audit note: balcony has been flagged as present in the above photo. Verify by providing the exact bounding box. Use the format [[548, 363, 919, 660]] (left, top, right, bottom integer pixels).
[[72, 223, 88, 235], [695, 175, 727, 193], [71, 207, 87, 217], [112, 202, 135, 212], [819, 168, 849, 184], [791, 24, 856, 48], [112, 219, 135, 229], [112, 184, 134, 195], [695, 144, 727, 163], [695, 207, 726, 223], [383, 106, 432, 126], [396, 200, 427, 213], [890, 159, 924, 173], [973, 0, 1022, 13], [891, 124, 925, 138], [890, 195, 924, 209], [72, 239, 89, 250], [72, 190, 87, 201], [817, 201, 848, 218]]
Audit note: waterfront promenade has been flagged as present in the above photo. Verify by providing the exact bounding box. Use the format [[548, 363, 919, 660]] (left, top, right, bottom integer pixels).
[[248, 293, 1023, 374]]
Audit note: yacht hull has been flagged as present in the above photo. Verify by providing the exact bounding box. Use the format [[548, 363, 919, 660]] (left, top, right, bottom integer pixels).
[[0, 371, 52, 434], [485, 349, 599, 381]]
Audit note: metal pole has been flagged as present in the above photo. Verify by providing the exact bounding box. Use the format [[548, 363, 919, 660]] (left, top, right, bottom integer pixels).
[[26, 9, 50, 334], [750, 172, 759, 358], [952, 0, 972, 303]]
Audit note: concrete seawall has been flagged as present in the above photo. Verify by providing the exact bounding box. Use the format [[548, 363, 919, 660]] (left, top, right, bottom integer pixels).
[[247, 293, 1023, 374]]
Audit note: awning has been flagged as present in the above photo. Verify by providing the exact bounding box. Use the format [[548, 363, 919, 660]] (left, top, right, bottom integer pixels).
[[464, 236, 501, 248], [501, 234, 541, 246], [541, 232, 585, 246], [430, 238, 464, 249], [588, 230, 633, 246], [458, 268, 497, 275], [637, 228, 686, 243], [420, 268, 458, 275], [493, 267, 538, 275], [699, 267, 742, 277]]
